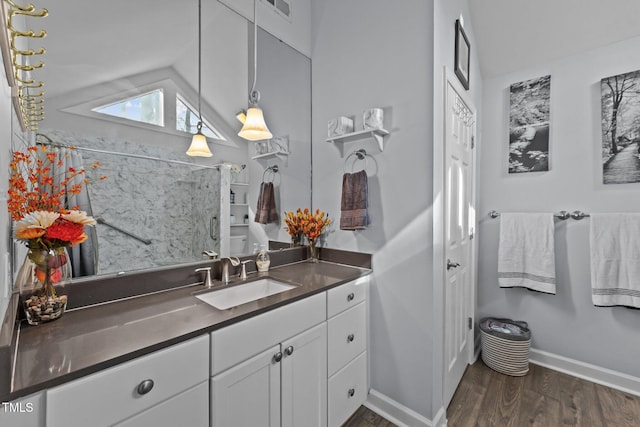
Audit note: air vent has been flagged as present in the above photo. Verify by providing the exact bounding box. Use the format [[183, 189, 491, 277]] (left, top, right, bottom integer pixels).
[[262, 0, 291, 21]]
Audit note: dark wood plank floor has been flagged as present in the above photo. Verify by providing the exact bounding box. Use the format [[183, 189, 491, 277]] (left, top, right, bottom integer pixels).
[[346, 360, 640, 427], [343, 405, 397, 427], [447, 359, 640, 427]]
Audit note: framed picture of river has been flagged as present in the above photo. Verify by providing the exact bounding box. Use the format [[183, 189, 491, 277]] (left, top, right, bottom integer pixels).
[[508, 75, 551, 173], [601, 69, 640, 184]]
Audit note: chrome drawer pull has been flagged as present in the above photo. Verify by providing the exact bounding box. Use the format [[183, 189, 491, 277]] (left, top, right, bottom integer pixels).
[[347, 293, 355, 302], [347, 388, 355, 398], [347, 334, 355, 343], [136, 379, 154, 395]]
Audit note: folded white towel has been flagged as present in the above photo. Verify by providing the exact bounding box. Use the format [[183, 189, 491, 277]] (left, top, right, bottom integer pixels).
[[498, 213, 556, 294], [590, 213, 640, 308]]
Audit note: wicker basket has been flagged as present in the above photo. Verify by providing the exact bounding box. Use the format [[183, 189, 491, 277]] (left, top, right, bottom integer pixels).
[[480, 318, 531, 376]]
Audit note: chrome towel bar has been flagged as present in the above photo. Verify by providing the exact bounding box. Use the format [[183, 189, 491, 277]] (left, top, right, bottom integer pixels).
[[488, 210, 590, 220]]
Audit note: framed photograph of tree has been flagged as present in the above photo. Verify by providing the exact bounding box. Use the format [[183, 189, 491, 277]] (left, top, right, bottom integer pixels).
[[601, 69, 640, 184], [454, 19, 470, 90], [508, 75, 551, 173]]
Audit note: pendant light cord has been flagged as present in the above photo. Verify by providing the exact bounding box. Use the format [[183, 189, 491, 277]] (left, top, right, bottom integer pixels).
[[197, 0, 203, 128], [249, 0, 259, 105]]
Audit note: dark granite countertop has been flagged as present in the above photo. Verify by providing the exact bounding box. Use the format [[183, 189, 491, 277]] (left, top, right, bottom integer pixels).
[[3, 257, 371, 401]]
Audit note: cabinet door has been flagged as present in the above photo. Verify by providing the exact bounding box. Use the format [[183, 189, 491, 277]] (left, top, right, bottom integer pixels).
[[211, 344, 281, 427], [281, 323, 328, 427], [115, 381, 208, 427]]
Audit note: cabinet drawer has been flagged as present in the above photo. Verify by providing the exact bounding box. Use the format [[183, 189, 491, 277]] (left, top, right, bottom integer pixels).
[[328, 351, 367, 427], [327, 277, 368, 318], [47, 335, 209, 427], [115, 381, 209, 427], [211, 292, 326, 375], [327, 302, 367, 377]]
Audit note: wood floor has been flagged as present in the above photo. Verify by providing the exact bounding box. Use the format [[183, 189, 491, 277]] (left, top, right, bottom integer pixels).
[[447, 359, 640, 427], [345, 359, 640, 427]]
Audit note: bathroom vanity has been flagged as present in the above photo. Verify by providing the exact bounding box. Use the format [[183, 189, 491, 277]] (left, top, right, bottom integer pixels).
[[0, 249, 371, 427]]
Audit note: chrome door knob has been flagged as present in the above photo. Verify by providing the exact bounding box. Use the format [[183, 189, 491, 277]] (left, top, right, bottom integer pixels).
[[446, 259, 461, 270]]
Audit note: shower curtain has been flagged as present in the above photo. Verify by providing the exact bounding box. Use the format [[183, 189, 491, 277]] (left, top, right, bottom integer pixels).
[[43, 146, 98, 277]]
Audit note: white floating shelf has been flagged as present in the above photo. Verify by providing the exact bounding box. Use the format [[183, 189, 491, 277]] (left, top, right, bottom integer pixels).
[[230, 181, 249, 186], [250, 150, 290, 160], [325, 128, 389, 152]]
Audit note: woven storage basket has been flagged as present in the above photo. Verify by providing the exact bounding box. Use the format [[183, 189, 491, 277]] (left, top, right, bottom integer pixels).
[[480, 318, 531, 376]]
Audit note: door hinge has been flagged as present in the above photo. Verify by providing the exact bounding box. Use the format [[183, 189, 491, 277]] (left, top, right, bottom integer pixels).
[[468, 317, 473, 330]]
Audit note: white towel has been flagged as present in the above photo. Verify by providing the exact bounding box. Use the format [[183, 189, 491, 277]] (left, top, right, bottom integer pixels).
[[498, 213, 556, 294], [590, 213, 640, 308]]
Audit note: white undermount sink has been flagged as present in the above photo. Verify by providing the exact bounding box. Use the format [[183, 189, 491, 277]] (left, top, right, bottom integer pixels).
[[196, 278, 296, 310]]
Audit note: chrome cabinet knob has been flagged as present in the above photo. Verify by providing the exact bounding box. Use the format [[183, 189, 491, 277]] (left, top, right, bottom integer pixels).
[[347, 292, 355, 302], [284, 346, 294, 356], [136, 379, 154, 395], [273, 352, 283, 363], [347, 334, 355, 343], [347, 388, 355, 398]]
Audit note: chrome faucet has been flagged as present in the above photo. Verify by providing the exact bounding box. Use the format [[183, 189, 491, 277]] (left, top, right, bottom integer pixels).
[[220, 257, 241, 284], [195, 267, 214, 288]]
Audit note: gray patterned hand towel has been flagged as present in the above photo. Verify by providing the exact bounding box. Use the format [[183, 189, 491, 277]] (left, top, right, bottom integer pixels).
[[255, 182, 278, 224], [340, 170, 368, 230]]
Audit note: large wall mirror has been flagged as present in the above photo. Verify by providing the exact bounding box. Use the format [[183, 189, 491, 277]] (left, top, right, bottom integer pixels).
[[15, 0, 312, 279]]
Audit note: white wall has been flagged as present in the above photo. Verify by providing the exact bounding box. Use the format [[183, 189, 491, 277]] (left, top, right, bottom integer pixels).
[[477, 35, 640, 378], [311, 0, 435, 419]]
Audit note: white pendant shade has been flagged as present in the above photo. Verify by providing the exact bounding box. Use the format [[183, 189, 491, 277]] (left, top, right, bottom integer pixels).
[[186, 132, 213, 157], [238, 107, 273, 141]]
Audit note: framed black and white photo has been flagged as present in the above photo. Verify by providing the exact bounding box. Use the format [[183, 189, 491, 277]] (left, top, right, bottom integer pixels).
[[508, 75, 551, 173], [601, 69, 640, 184], [454, 19, 470, 90]]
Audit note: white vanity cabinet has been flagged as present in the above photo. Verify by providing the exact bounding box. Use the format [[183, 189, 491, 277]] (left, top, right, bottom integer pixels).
[[326, 277, 369, 426], [210, 292, 327, 427], [45, 334, 209, 427]]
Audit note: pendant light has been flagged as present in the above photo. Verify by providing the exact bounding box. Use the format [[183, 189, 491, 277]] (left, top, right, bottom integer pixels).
[[187, 0, 213, 157], [238, 0, 273, 141]]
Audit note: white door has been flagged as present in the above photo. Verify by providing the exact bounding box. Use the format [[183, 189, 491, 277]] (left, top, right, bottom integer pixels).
[[281, 323, 328, 427], [211, 345, 281, 427], [443, 76, 476, 406]]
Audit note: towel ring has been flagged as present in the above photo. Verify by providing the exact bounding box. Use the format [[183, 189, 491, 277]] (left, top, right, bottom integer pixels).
[[344, 149, 368, 174], [262, 165, 279, 183]]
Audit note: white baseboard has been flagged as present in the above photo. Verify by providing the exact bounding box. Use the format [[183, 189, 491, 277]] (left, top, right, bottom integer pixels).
[[529, 348, 640, 397], [365, 389, 438, 427]]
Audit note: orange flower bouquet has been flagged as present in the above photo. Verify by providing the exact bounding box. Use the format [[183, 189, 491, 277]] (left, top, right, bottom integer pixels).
[[8, 145, 105, 325], [284, 208, 331, 262]]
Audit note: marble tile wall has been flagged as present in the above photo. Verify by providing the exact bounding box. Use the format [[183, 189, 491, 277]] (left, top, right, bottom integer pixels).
[[43, 130, 222, 275]]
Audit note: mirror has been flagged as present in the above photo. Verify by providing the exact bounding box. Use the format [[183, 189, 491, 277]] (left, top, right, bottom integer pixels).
[[20, 0, 311, 278]]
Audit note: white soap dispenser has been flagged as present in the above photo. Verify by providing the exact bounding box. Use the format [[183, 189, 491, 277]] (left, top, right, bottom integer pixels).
[[256, 245, 270, 272]]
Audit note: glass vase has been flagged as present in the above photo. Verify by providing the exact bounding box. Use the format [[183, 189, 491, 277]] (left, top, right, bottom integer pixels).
[[290, 233, 302, 248], [16, 247, 71, 325], [308, 239, 319, 263]]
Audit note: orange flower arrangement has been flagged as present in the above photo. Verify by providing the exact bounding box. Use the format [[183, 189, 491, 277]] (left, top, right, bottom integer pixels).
[[8, 145, 105, 251], [284, 208, 331, 244], [9, 145, 106, 324]]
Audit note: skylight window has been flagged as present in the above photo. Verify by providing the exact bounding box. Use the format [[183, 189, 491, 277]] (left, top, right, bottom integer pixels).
[[93, 89, 164, 126], [176, 96, 224, 140]]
